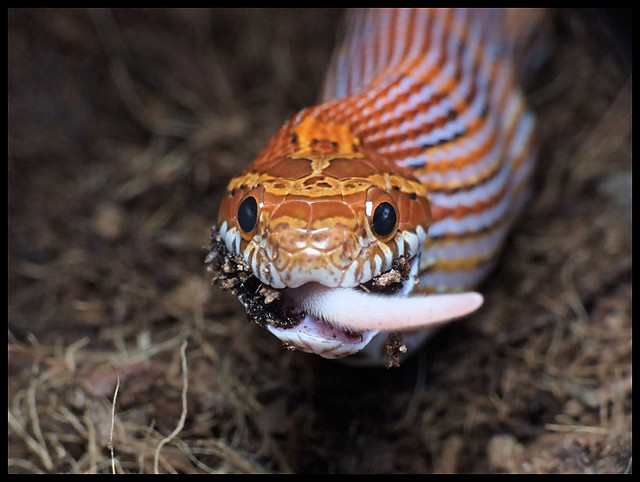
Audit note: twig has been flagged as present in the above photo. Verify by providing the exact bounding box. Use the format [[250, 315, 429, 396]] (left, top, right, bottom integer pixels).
[[26, 367, 54, 471], [108, 368, 121, 474], [7, 410, 53, 472], [153, 340, 189, 474]]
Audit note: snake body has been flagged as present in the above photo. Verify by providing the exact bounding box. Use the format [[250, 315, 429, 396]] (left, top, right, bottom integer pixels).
[[210, 8, 549, 365]]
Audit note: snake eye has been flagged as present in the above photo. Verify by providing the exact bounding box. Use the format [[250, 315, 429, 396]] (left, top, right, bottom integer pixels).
[[237, 196, 258, 233], [371, 201, 397, 238]]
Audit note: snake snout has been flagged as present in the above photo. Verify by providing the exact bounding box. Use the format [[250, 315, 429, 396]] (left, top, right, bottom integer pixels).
[[265, 224, 365, 289]]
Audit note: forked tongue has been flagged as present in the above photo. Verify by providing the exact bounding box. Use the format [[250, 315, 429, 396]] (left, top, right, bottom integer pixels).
[[287, 283, 484, 332]]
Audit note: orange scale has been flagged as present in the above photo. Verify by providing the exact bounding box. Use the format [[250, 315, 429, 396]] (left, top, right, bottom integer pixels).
[[264, 157, 314, 180], [270, 200, 311, 227], [325, 157, 377, 180], [310, 201, 358, 231]]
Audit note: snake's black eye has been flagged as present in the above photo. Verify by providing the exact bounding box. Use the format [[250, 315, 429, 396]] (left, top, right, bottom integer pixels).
[[237, 196, 258, 233], [371, 202, 397, 238]]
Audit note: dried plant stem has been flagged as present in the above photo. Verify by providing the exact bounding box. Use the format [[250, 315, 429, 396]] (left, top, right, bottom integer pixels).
[[8, 410, 53, 472], [109, 368, 121, 474], [153, 340, 189, 474]]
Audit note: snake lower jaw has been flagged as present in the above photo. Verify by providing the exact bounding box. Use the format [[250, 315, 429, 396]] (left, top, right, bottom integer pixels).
[[265, 311, 380, 359], [237, 255, 422, 360], [207, 225, 415, 358]]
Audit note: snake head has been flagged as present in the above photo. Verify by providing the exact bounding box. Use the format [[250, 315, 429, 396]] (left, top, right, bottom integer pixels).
[[209, 113, 482, 363], [217, 114, 433, 288]]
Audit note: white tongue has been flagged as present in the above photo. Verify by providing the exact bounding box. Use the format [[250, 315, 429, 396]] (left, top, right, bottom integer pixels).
[[286, 283, 483, 332]]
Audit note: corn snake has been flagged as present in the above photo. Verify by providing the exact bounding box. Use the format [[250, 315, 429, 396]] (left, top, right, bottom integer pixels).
[[208, 8, 549, 365]]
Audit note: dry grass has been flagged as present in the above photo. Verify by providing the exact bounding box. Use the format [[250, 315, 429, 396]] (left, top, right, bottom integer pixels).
[[8, 9, 631, 473]]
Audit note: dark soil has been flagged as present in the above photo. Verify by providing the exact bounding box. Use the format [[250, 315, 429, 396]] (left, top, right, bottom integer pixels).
[[8, 8, 631, 473]]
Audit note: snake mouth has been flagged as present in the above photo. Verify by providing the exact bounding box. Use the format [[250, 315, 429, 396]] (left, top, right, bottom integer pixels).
[[263, 255, 418, 359], [206, 226, 483, 361], [206, 226, 413, 358], [206, 226, 412, 358]]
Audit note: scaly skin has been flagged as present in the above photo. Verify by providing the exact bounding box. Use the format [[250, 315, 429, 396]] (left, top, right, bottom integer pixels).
[[212, 8, 549, 365]]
